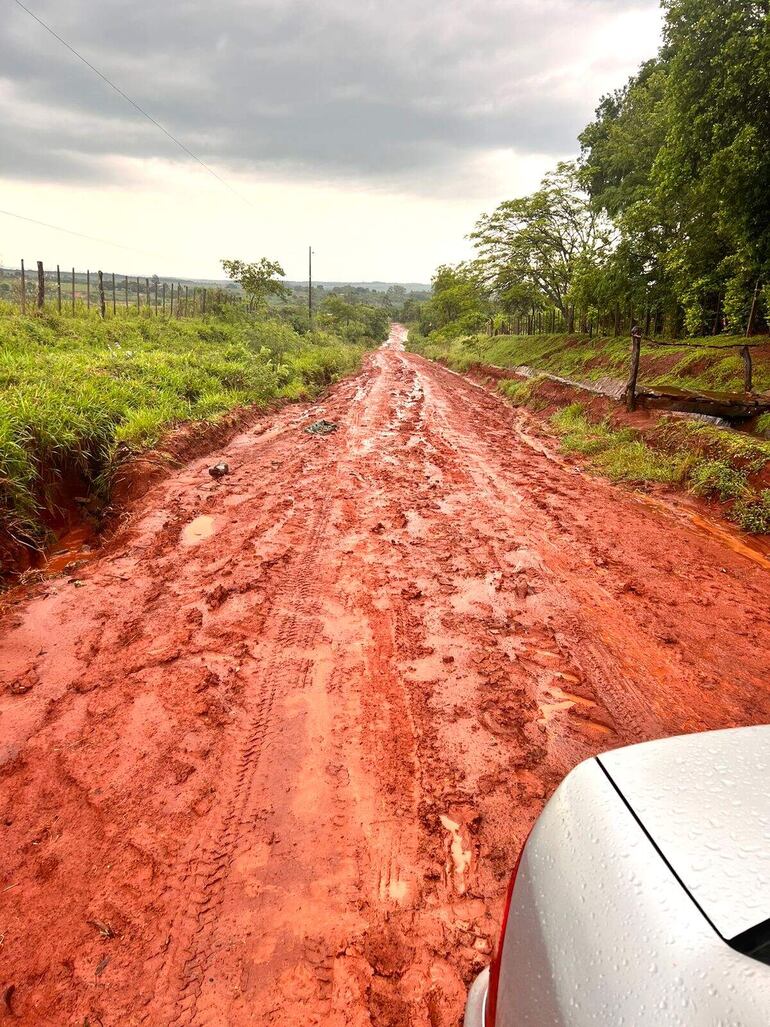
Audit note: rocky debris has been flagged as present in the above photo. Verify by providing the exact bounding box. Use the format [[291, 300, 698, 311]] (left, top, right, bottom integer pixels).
[[305, 419, 338, 436], [208, 461, 230, 478]]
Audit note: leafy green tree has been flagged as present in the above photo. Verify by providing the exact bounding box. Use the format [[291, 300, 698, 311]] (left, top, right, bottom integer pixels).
[[320, 294, 357, 328], [580, 1, 770, 334], [419, 263, 490, 337], [579, 60, 669, 219], [655, 0, 770, 330], [221, 258, 290, 308], [471, 163, 613, 320]]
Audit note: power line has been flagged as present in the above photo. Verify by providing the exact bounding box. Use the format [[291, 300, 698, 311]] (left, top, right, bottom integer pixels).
[[0, 207, 170, 258], [12, 0, 257, 209]]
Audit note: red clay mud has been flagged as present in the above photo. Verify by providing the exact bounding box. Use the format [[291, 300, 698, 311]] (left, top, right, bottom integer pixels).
[[2, 325, 769, 1026]]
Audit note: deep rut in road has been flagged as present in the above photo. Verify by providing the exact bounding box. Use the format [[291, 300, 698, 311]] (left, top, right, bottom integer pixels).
[[2, 325, 769, 1026]]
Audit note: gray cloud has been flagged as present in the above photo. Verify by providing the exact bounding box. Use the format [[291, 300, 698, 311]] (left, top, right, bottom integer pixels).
[[1, 0, 659, 191]]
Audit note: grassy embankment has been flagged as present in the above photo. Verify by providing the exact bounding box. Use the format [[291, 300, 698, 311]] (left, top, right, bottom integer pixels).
[[0, 312, 368, 558], [407, 330, 770, 533]]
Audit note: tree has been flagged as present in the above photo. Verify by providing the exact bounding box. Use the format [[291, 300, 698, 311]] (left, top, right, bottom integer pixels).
[[419, 263, 490, 337], [654, 0, 770, 330], [221, 257, 290, 308], [320, 294, 356, 328], [471, 163, 613, 319], [580, 1, 770, 334]]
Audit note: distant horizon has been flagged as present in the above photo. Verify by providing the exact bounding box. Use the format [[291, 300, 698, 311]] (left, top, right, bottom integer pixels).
[[0, 263, 429, 292]]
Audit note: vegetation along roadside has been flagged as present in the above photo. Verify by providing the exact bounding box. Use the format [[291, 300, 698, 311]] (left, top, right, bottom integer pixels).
[[0, 262, 398, 577], [407, 330, 770, 535]]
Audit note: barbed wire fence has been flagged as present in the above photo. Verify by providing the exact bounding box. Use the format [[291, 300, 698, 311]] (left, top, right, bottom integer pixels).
[[0, 260, 246, 319]]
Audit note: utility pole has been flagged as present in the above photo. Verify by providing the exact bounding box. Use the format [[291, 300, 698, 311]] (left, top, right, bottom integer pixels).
[[308, 245, 313, 330]]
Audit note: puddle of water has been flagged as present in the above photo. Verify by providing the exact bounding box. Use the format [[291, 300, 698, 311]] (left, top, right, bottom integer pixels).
[[553, 669, 581, 685], [635, 494, 770, 571], [537, 684, 615, 736], [440, 814, 472, 895], [549, 684, 589, 705], [537, 683, 590, 723], [43, 524, 97, 573], [182, 515, 217, 545], [688, 514, 770, 571]]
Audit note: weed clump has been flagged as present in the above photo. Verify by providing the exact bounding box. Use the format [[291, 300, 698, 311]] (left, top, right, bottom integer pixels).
[[733, 491, 770, 534], [687, 460, 750, 501], [550, 404, 684, 484]]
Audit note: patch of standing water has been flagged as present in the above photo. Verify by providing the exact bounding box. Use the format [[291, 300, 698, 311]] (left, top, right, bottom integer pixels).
[[687, 513, 770, 570], [182, 515, 217, 545], [635, 493, 770, 570], [43, 524, 97, 573], [440, 814, 472, 896]]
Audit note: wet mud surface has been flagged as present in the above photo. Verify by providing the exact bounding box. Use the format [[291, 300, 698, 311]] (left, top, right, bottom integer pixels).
[[2, 326, 769, 1025]]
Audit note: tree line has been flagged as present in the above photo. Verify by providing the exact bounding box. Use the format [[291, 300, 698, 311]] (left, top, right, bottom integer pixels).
[[221, 258, 425, 343], [418, 0, 769, 341]]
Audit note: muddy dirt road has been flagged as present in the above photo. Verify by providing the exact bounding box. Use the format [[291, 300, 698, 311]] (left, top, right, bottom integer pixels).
[[2, 325, 769, 1026]]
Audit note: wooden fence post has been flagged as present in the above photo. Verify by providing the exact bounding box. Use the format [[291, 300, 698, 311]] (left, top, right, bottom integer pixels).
[[56, 265, 62, 313], [162, 282, 166, 314], [202, 287, 207, 315], [185, 286, 189, 317], [154, 279, 159, 314], [741, 345, 753, 393], [71, 267, 76, 314], [20, 259, 26, 314], [170, 283, 174, 317], [626, 325, 642, 412], [146, 278, 151, 312], [136, 277, 141, 311], [97, 270, 106, 319], [112, 273, 117, 315], [36, 260, 45, 310], [87, 270, 91, 310], [125, 276, 129, 309]]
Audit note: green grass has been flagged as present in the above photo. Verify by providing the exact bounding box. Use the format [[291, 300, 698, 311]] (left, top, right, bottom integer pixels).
[[550, 404, 687, 484], [546, 402, 770, 532], [497, 376, 549, 411], [732, 492, 770, 533], [0, 311, 367, 553], [687, 460, 751, 501], [407, 330, 770, 395]]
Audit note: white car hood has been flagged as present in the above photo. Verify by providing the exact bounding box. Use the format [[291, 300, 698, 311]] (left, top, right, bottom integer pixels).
[[599, 725, 770, 941]]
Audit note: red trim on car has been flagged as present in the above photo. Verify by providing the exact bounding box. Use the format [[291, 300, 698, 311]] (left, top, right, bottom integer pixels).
[[486, 831, 531, 1027]]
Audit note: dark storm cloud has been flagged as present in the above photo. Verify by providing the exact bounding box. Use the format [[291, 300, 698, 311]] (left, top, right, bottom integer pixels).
[[0, 0, 658, 188]]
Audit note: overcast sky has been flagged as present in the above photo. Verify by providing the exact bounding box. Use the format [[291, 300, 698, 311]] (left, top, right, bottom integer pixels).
[[1, 0, 662, 282]]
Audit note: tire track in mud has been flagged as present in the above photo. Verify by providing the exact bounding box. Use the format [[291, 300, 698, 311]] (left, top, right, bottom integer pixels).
[[141, 428, 352, 1025], [410, 352, 707, 745]]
